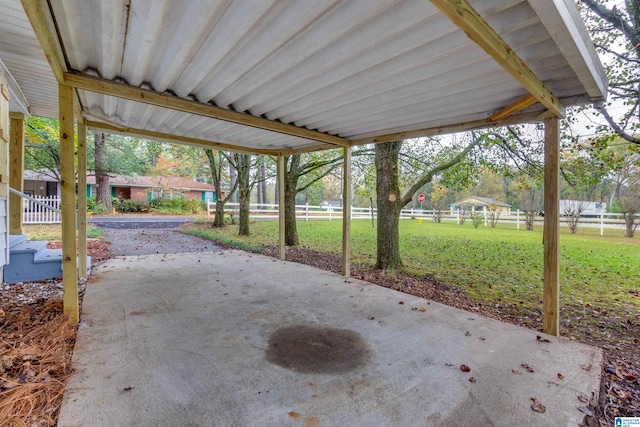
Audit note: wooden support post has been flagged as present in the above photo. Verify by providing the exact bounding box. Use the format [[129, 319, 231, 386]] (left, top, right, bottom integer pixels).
[[342, 146, 352, 277], [77, 121, 87, 279], [277, 155, 285, 260], [9, 113, 25, 235], [543, 117, 560, 336], [59, 83, 78, 324]]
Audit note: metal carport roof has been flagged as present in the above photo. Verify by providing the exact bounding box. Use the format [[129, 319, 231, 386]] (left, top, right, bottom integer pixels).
[[1, 0, 606, 153]]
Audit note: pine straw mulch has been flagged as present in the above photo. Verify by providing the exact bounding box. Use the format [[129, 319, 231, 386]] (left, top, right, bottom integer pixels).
[[0, 239, 113, 427], [263, 245, 640, 427], [0, 300, 75, 427]]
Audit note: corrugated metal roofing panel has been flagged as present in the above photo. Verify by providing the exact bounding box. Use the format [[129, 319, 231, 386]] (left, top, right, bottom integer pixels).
[[0, 0, 58, 117], [0, 0, 607, 153]]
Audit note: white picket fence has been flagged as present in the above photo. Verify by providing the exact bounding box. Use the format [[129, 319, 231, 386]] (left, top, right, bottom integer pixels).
[[209, 202, 633, 234], [23, 195, 61, 224]]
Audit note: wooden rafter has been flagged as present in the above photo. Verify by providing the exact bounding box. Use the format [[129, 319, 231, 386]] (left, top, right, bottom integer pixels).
[[85, 120, 278, 156], [430, 0, 565, 118], [65, 72, 352, 148], [20, 0, 67, 82], [350, 111, 542, 146], [488, 94, 537, 122]]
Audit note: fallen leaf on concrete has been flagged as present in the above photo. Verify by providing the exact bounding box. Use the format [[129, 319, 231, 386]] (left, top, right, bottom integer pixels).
[[536, 335, 551, 343], [367, 316, 375, 320], [577, 394, 589, 403], [512, 369, 522, 375], [557, 373, 565, 379], [460, 364, 471, 373], [521, 363, 535, 373], [420, 307, 426, 312], [465, 331, 471, 337], [468, 377, 476, 383], [530, 397, 546, 413], [580, 364, 592, 371], [578, 406, 594, 417]]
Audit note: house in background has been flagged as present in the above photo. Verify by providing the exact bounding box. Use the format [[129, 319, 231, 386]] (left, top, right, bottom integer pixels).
[[23, 170, 223, 203], [23, 170, 59, 198], [85, 174, 222, 203], [452, 196, 512, 213]]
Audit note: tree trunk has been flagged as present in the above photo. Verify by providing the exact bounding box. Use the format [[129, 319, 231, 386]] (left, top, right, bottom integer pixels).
[[237, 154, 251, 236], [259, 161, 267, 204], [214, 200, 226, 227], [375, 141, 403, 270], [94, 131, 112, 211], [284, 155, 300, 246], [205, 149, 227, 228], [229, 156, 237, 203]]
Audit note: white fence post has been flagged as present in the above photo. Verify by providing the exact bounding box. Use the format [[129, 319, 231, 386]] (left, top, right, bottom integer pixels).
[[305, 202, 309, 222], [516, 209, 520, 230], [329, 206, 332, 221], [600, 209, 604, 236]]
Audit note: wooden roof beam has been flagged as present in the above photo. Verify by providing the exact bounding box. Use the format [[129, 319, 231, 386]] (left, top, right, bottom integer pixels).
[[21, 0, 67, 83], [488, 94, 538, 122], [85, 120, 279, 156], [65, 72, 352, 148], [351, 111, 542, 145], [430, 0, 565, 118]]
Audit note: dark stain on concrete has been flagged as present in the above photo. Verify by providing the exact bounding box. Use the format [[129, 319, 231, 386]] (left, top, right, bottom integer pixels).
[[265, 325, 371, 374]]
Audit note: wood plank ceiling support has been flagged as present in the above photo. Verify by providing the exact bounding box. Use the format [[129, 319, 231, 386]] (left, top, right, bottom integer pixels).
[[488, 94, 537, 122], [341, 146, 352, 277], [543, 116, 560, 336], [64, 72, 352, 148], [430, 0, 565, 118], [84, 120, 277, 156], [77, 121, 87, 280], [351, 111, 542, 146], [20, 0, 66, 83], [59, 83, 78, 324], [277, 155, 286, 260], [9, 113, 25, 235]]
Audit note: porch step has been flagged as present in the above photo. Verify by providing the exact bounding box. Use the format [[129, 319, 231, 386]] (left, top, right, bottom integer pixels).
[[9, 234, 28, 248], [3, 240, 91, 284]]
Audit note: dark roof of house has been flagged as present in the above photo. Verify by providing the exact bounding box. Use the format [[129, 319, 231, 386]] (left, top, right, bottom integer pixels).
[[453, 196, 512, 208], [86, 174, 217, 192], [24, 170, 58, 182]]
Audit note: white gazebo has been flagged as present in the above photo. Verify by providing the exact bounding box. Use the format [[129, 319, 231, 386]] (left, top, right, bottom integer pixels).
[[0, 0, 606, 336]]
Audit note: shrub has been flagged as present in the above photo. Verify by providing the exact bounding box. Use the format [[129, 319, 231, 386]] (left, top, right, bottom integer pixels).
[[114, 199, 150, 213], [149, 197, 204, 214], [470, 213, 484, 229], [86, 197, 96, 211], [92, 202, 109, 215]]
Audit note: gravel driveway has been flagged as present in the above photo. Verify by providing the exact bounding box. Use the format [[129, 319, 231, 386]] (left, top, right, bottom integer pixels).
[[99, 222, 222, 256]]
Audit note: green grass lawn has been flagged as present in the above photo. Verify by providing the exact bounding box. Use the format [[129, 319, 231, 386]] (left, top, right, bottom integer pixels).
[[183, 219, 640, 317], [23, 224, 105, 240]]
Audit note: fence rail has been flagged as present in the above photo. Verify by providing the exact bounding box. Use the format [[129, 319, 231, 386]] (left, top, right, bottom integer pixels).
[[23, 195, 62, 224], [208, 202, 634, 234]]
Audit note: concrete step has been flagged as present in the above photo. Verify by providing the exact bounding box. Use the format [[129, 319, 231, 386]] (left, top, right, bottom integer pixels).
[[9, 234, 28, 248], [4, 240, 93, 284]]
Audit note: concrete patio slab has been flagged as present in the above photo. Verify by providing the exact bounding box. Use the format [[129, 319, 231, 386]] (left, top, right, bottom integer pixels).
[[58, 251, 602, 427]]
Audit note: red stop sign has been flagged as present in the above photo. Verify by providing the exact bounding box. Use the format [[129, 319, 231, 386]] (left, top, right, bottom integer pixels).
[[418, 194, 425, 203]]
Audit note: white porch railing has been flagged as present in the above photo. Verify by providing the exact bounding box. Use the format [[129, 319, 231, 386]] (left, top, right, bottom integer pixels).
[[22, 195, 62, 224]]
